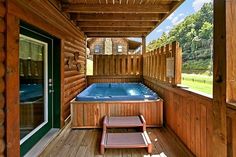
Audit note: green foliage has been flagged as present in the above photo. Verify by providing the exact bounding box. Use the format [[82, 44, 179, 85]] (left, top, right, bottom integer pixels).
[[147, 3, 213, 74]]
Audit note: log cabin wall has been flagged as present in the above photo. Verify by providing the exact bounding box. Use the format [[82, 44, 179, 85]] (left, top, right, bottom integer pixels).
[[5, 0, 86, 155], [0, 1, 5, 156], [88, 38, 129, 55], [63, 38, 86, 120], [7, 0, 86, 125]]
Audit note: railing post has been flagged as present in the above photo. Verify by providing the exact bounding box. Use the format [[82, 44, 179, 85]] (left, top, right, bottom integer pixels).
[[171, 41, 182, 85], [142, 36, 146, 54]]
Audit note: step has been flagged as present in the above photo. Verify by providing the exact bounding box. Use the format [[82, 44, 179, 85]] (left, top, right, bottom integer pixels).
[[103, 115, 146, 131], [100, 131, 152, 154]]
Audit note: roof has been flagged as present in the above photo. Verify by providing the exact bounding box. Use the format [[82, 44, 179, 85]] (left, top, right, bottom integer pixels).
[[60, 0, 184, 37], [87, 38, 141, 49]]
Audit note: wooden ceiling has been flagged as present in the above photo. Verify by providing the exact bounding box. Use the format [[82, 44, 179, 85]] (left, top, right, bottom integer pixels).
[[60, 0, 184, 37]]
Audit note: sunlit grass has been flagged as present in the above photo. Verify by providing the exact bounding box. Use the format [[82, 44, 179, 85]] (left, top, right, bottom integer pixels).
[[181, 73, 213, 95]]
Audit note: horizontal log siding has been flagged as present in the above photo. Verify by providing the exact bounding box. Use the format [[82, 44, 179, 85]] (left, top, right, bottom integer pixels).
[[0, 1, 5, 156], [7, 0, 87, 126], [63, 38, 86, 120], [5, 1, 87, 155], [144, 76, 213, 157]]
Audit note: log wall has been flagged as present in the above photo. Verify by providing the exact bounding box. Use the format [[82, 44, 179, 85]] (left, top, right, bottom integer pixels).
[[227, 106, 236, 157], [6, 0, 86, 155], [0, 1, 5, 156], [144, 76, 213, 157], [63, 38, 86, 120], [7, 0, 86, 126]]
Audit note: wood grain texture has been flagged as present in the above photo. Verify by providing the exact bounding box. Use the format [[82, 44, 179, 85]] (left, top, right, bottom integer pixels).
[[226, 1, 236, 156], [93, 55, 142, 76], [40, 126, 194, 157], [227, 107, 236, 157], [71, 100, 163, 128], [7, 0, 87, 127], [87, 75, 142, 86], [63, 37, 87, 122], [6, 13, 20, 156], [61, 0, 184, 37], [213, 1, 227, 156], [143, 76, 213, 157], [0, 2, 4, 155], [4, 0, 86, 155], [143, 41, 182, 85]]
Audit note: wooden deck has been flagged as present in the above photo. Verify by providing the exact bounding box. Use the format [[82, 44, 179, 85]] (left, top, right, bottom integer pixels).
[[39, 124, 194, 157]]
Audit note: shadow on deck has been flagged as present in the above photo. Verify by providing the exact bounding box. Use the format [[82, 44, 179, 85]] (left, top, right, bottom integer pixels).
[[40, 124, 194, 157]]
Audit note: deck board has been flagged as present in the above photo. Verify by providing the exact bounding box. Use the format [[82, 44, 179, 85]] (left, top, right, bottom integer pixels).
[[39, 126, 194, 157]]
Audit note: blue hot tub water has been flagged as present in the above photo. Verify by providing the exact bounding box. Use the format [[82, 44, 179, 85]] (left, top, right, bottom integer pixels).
[[20, 84, 43, 102], [76, 83, 159, 101]]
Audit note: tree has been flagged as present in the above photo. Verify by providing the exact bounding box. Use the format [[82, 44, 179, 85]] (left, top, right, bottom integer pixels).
[[147, 2, 213, 74], [199, 22, 213, 39]]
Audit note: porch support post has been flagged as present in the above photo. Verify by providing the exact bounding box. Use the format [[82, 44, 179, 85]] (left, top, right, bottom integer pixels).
[[142, 36, 146, 54], [6, 11, 21, 156], [212, 0, 227, 156]]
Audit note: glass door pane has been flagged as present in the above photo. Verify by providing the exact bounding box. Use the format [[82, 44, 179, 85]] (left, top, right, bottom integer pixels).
[[19, 35, 48, 142]]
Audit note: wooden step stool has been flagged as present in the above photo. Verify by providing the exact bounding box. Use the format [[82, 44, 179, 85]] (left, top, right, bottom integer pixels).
[[100, 115, 152, 154]]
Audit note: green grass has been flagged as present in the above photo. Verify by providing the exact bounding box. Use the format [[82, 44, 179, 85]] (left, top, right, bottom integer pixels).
[[181, 73, 213, 95]]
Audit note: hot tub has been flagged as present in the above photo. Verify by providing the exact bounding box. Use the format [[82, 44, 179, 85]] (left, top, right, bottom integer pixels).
[[76, 83, 158, 101], [71, 83, 163, 128]]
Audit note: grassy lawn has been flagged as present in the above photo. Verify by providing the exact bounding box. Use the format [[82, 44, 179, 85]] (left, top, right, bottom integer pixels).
[[181, 73, 213, 95]]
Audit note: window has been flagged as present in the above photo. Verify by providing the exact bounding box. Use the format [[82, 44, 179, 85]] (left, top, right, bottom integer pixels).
[[117, 45, 123, 53], [95, 45, 100, 53]]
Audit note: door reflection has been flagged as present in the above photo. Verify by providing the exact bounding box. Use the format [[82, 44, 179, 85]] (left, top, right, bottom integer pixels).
[[19, 35, 46, 140]]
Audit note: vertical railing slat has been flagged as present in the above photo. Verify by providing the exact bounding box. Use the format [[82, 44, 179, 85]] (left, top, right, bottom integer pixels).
[[143, 41, 182, 86]]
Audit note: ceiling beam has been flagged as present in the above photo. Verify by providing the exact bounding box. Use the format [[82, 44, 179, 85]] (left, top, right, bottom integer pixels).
[[77, 21, 156, 27], [63, 4, 171, 13], [86, 32, 146, 37], [70, 13, 164, 21], [81, 27, 150, 32]]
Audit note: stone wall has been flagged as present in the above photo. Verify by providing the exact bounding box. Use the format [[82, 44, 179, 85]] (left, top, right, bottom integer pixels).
[[89, 38, 128, 55]]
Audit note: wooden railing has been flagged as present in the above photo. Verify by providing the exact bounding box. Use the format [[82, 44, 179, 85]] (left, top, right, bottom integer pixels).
[[143, 76, 213, 157], [143, 41, 182, 85], [93, 54, 142, 76]]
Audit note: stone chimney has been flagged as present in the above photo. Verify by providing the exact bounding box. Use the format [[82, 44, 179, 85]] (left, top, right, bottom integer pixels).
[[104, 38, 112, 55]]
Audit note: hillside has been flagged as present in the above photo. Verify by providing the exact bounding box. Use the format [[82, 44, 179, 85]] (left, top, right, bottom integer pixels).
[[147, 3, 213, 74]]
